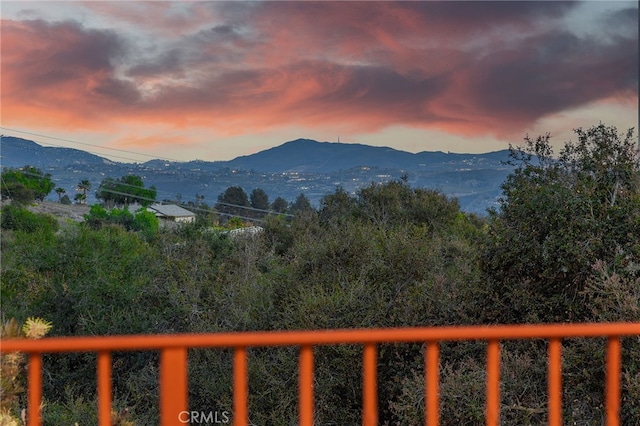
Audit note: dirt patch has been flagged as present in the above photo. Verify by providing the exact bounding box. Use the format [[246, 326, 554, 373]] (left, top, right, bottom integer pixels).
[[24, 201, 90, 223]]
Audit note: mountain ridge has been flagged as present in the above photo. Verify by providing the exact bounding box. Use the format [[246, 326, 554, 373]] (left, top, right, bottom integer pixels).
[[1, 135, 513, 214], [1, 135, 510, 173], [222, 138, 510, 173]]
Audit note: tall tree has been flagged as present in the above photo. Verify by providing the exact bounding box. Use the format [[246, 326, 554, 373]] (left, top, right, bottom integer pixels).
[[250, 188, 270, 210], [290, 193, 313, 214], [270, 197, 289, 214], [249, 188, 270, 219], [55, 187, 66, 203], [96, 175, 157, 207], [216, 186, 250, 219], [76, 180, 91, 204]]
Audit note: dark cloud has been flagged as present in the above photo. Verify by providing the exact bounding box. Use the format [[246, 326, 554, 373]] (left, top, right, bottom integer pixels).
[[92, 77, 141, 105], [1, 18, 140, 121], [605, 6, 639, 29], [2, 1, 637, 138], [2, 19, 128, 87], [467, 30, 638, 121]]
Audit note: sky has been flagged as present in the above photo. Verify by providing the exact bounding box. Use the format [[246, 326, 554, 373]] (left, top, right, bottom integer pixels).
[[1, 1, 638, 163]]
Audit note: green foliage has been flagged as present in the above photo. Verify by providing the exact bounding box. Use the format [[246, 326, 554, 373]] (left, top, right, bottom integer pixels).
[[74, 179, 91, 204], [0, 204, 58, 234], [1, 166, 55, 203], [84, 204, 159, 237], [270, 196, 289, 213], [55, 187, 66, 203], [480, 124, 640, 323], [290, 192, 313, 214], [249, 188, 269, 210], [216, 186, 250, 220], [96, 175, 157, 207]]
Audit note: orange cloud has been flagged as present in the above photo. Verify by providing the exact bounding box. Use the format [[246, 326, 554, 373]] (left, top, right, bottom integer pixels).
[[1, 2, 637, 147]]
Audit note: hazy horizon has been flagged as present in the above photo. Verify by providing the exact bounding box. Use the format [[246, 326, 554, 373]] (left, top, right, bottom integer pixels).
[[1, 1, 637, 162]]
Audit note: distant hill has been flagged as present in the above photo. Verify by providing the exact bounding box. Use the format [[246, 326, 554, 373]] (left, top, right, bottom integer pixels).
[[1, 136, 514, 214], [224, 138, 510, 173], [0, 136, 114, 169]]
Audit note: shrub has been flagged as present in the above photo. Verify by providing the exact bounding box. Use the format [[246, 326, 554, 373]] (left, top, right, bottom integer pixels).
[[0, 204, 58, 234]]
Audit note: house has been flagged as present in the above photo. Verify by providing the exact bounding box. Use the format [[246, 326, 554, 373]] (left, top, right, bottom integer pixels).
[[147, 203, 196, 223]]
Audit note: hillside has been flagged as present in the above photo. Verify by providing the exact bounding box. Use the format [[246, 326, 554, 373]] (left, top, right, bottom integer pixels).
[[0, 136, 114, 168], [224, 138, 509, 173], [1, 136, 513, 214]]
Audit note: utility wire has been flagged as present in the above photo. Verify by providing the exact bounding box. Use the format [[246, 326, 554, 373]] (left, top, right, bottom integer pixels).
[[1, 127, 183, 163], [11, 169, 295, 219], [2, 128, 298, 217]]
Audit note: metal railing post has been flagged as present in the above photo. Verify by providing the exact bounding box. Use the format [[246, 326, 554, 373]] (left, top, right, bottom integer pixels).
[[27, 353, 42, 426], [606, 337, 621, 426], [425, 341, 440, 426], [548, 338, 562, 426], [160, 347, 188, 426], [299, 345, 314, 426], [97, 351, 112, 426], [486, 340, 500, 426], [362, 343, 378, 426], [233, 347, 248, 426]]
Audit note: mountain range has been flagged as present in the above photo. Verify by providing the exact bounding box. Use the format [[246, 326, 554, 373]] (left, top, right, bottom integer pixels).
[[0, 135, 515, 214]]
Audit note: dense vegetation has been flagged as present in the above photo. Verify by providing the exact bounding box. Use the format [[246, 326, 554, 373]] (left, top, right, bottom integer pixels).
[[1, 124, 639, 425], [96, 175, 158, 207], [0, 166, 55, 204]]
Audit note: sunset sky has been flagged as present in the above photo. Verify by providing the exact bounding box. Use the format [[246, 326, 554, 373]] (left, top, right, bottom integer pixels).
[[1, 1, 638, 162]]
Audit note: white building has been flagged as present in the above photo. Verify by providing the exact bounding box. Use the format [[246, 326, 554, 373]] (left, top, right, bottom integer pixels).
[[147, 203, 196, 223]]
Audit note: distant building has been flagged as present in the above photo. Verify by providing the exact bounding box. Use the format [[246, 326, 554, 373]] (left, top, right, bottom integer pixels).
[[147, 203, 196, 223]]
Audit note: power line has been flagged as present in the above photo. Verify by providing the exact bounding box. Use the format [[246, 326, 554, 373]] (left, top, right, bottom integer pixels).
[[1, 127, 184, 163], [11, 169, 295, 219], [1, 128, 299, 217]]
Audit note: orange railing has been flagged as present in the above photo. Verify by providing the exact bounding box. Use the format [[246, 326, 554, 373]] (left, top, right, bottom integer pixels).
[[2, 322, 640, 426]]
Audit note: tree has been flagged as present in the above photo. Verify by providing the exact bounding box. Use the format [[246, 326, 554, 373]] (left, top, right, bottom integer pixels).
[[480, 124, 640, 323], [319, 186, 355, 224], [0, 166, 55, 203], [55, 187, 66, 203], [74, 193, 86, 205], [250, 188, 270, 210], [270, 197, 289, 214], [76, 180, 91, 204], [96, 175, 157, 207], [216, 186, 250, 219], [249, 188, 270, 219], [83, 204, 159, 235], [290, 193, 313, 214]]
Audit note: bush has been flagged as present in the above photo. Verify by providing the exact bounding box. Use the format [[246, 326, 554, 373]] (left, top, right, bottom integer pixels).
[[480, 124, 640, 323], [83, 205, 159, 237], [0, 204, 58, 234]]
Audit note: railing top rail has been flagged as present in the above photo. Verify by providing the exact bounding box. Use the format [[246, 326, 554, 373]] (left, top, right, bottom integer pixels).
[[2, 322, 639, 353]]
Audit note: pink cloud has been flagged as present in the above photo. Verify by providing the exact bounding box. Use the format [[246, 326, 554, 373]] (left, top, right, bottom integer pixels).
[[1, 2, 637, 144]]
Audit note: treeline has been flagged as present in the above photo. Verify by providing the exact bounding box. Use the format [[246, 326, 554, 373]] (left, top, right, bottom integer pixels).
[[1, 124, 639, 424]]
